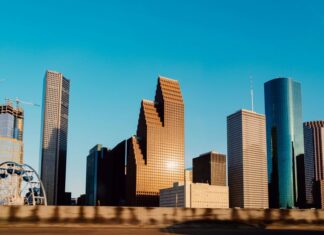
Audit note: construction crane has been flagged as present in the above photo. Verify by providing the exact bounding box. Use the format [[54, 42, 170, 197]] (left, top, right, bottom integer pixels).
[[15, 98, 40, 108], [3, 97, 40, 109]]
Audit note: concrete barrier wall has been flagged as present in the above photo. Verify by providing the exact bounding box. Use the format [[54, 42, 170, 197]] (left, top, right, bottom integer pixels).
[[0, 206, 324, 227]]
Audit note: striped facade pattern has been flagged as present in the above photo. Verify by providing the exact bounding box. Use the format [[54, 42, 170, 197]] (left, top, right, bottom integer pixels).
[[304, 121, 324, 206], [227, 110, 268, 209]]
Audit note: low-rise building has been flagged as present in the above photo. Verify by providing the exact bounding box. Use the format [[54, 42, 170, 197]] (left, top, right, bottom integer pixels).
[[160, 182, 229, 209]]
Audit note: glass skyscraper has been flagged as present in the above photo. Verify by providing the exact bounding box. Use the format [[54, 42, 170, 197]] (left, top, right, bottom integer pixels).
[[264, 77, 304, 208], [40, 70, 70, 205], [126, 76, 185, 207], [85, 145, 108, 206]]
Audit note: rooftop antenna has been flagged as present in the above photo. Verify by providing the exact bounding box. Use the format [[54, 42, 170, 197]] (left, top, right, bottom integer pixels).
[[250, 76, 254, 112]]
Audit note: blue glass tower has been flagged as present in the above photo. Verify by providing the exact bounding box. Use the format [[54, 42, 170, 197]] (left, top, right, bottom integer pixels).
[[264, 78, 304, 208]]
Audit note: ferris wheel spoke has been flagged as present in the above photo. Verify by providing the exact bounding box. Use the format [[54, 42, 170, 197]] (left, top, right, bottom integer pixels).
[[0, 161, 47, 206]]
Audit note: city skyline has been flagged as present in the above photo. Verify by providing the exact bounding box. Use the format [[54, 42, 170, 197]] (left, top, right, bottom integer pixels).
[[1, 1, 324, 198]]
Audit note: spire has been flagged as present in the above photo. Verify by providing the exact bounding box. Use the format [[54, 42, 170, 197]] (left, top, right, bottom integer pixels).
[[250, 76, 254, 112]]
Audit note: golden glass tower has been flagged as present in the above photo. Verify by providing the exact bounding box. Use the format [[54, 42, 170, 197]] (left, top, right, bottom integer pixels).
[[126, 76, 185, 206]]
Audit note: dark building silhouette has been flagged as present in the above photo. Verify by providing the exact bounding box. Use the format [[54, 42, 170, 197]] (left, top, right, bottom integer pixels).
[[40, 70, 70, 205], [121, 76, 185, 207], [193, 151, 226, 186], [264, 78, 304, 209], [85, 142, 126, 206], [64, 192, 72, 205], [105, 140, 126, 205], [296, 154, 306, 208], [77, 194, 86, 206], [85, 145, 108, 206]]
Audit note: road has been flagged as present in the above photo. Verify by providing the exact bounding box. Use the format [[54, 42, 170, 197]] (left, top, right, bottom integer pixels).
[[0, 227, 323, 235]]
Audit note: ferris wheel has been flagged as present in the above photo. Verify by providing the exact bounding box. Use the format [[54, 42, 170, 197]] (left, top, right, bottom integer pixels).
[[0, 161, 47, 206]]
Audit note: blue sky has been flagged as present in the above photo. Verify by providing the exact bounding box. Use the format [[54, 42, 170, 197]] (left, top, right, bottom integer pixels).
[[0, 0, 323, 197]]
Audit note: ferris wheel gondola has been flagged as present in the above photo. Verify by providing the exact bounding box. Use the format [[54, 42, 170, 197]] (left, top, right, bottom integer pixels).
[[0, 161, 47, 206]]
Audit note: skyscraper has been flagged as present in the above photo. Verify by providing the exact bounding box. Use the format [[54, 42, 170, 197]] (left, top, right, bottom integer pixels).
[[85, 145, 108, 206], [193, 151, 227, 186], [304, 121, 324, 208], [227, 109, 268, 209], [0, 101, 24, 164], [105, 140, 126, 205], [40, 70, 70, 205], [126, 76, 185, 207], [264, 77, 304, 208]]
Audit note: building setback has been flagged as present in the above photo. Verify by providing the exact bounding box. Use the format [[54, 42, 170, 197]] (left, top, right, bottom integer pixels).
[[304, 121, 324, 208], [125, 76, 185, 207], [40, 70, 70, 205], [264, 77, 304, 208], [227, 109, 268, 209], [193, 151, 226, 186]]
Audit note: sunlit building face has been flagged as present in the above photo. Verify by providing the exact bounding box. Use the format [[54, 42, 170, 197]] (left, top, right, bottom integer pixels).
[[126, 76, 185, 207]]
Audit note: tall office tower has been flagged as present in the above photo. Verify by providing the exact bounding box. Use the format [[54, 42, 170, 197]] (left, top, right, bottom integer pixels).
[[264, 78, 304, 208], [0, 101, 24, 164], [227, 109, 268, 209], [126, 76, 185, 207], [303, 121, 324, 208], [40, 70, 70, 205], [85, 145, 108, 206], [193, 151, 226, 186]]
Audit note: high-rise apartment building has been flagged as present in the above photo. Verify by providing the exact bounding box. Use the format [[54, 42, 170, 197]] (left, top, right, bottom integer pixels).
[[264, 77, 304, 208], [193, 151, 226, 186], [227, 109, 268, 209], [125, 76, 185, 207], [85, 145, 108, 206], [40, 70, 70, 205], [304, 121, 324, 207], [0, 101, 24, 164]]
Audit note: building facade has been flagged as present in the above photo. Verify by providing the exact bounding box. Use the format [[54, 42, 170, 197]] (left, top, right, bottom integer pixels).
[[318, 180, 324, 209], [126, 76, 185, 207], [264, 77, 304, 208], [227, 109, 268, 209], [185, 169, 193, 182], [85, 145, 108, 206], [304, 121, 324, 208], [106, 140, 126, 205], [160, 182, 229, 209], [0, 102, 24, 164], [193, 151, 226, 186], [40, 70, 70, 205]]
